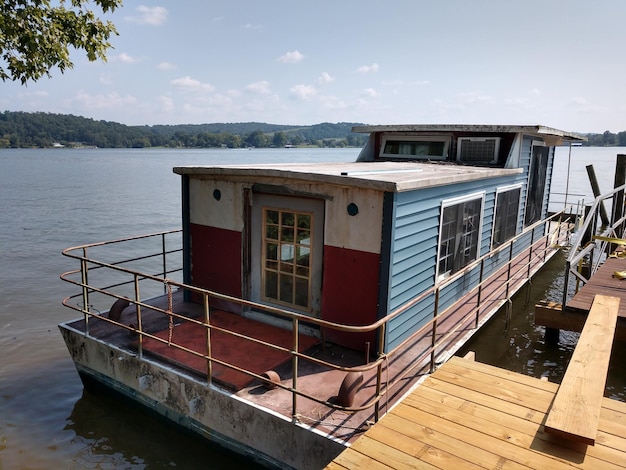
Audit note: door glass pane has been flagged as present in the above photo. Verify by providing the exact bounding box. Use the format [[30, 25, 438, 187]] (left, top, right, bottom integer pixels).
[[262, 207, 314, 311], [279, 274, 293, 303], [265, 271, 277, 299]]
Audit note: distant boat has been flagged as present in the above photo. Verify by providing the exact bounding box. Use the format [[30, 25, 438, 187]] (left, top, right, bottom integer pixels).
[[59, 124, 586, 469]]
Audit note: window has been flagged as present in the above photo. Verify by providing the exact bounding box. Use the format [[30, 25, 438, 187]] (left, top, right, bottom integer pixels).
[[379, 136, 450, 160], [492, 185, 522, 248], [438, 194, 484, 279], [456, 137, 501, 164], [524, 146, 549, 226], [262, 208, 313, 310]]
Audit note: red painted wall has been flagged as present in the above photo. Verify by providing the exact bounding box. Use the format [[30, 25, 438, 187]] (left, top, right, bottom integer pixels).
[[190, 223, 242, 311], [321, 245, 380, 352]]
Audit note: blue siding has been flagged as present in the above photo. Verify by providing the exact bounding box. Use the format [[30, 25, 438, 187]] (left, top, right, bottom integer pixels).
[[384, 168, 534, 351], [544, 146, 555, 219], [519, 136, 532, 227]]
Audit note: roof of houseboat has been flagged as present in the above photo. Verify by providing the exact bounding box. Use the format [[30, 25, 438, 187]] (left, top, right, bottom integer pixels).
[[173, 161, 522, 193], [174, 124, 585, 193], [352, 124, 587, 143]]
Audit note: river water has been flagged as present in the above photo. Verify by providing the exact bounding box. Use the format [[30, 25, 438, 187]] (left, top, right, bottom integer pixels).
[[1, 146, 625, 468]]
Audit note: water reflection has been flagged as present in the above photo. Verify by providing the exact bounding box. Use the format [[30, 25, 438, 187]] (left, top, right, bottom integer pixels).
[[65, 389, 256, 469]]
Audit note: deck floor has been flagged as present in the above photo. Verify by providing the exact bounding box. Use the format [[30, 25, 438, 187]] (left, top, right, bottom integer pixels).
[[326, 356, 626, 469]]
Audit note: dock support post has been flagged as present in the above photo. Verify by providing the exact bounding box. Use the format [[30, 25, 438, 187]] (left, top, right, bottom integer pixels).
[[613, 154, 626, 238], [545, 327, 560, 344], [586, 165, 610, 226], [581, 205, 594, 246]]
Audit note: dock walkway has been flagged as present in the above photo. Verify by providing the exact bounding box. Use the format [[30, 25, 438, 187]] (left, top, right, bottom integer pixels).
[[325, 355, 626, 469]]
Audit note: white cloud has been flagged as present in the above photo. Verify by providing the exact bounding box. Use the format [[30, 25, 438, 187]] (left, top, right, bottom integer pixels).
[[71, 91, 138, 110], [113, 53, 138, 64], [243, 23, 263, 32], [567, 96, 605, 113], [17, 90, 48, 99], [362, 88, 380, 97], [458, 91, 493, 104], [171, 76, 215, 92], [356, 63, 379, 74], [157, 95, 175, 113], [278, 51, 304, 64], [245, 80, 271, 94], [504, 97, 528, 106], [317, 72, 334, 85], [386, 79, 430, 86], [126, 6, 168, 25], [157, 62, 176, 71], [290, 84, 316, 100], [430, 98, 465, 113]]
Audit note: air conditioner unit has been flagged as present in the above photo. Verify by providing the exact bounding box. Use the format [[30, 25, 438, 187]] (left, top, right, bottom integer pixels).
[[457, 137, 500, 164]]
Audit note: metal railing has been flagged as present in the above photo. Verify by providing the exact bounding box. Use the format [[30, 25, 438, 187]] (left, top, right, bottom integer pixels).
[[563, 184, 626, 306], [60, 211, 573, 424]]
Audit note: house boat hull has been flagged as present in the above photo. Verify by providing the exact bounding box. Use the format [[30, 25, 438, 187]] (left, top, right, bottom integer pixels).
[[59, 324, 344, 469], [60, 125, 585, 469]]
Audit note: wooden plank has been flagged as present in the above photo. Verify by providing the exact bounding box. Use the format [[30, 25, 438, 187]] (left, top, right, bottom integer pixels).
[[411, 374, 626, 468], [365, 419, 485, 470], [330, 442, 396, 470], [347, 435, 439, 470], [544, 295, 620, 445], [390, 397, 582, 469], [432, 361, 554, 414]]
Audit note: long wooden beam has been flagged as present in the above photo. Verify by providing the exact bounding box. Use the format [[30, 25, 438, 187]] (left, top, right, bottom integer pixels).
[[544, 294, 619, 445]]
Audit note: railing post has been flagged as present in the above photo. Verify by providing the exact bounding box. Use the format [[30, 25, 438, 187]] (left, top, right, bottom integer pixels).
[[81, 247, 90, 335], [134, 273, 143, 358], [430, 288, 440, 373], [527, 228, 535, 280], [162, 232, 168, 294], [374, 361, 383, 422], [374, 324, 386, 422], [204, 292, 212, 384], [476, 260, 484, 328], [506, 243, 514, 300], [292, 317, 299, 421]]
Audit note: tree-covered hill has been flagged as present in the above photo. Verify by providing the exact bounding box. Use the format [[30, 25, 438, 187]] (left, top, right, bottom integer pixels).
[[0, 111, 368, 149], [2, 111, 625, 149]]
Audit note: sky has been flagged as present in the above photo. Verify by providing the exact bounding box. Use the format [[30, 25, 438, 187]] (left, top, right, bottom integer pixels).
[[2, 0, 626, 133]]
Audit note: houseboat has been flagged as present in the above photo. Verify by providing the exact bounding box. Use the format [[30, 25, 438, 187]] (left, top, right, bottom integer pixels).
[[60, 124, 585, 469]]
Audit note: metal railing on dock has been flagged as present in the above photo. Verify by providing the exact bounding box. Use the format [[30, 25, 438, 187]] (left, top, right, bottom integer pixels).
[[563, 183, 626, 307], [60, 211, 573, 424]]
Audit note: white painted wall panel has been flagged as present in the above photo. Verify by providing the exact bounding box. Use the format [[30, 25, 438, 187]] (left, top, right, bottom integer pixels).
[[189, 179, 244, 231]]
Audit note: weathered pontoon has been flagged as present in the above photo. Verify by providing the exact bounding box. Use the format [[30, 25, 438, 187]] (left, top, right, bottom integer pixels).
[[60, 124, 585, 469]]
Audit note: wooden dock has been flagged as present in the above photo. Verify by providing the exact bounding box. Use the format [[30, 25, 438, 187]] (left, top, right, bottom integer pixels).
[[535, 256, 626, 340], [567, 258, 626, 318], [325, 355, 626, 469]]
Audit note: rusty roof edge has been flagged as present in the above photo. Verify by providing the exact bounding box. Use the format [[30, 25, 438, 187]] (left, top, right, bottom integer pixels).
[[351, 124, 587, 142]]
